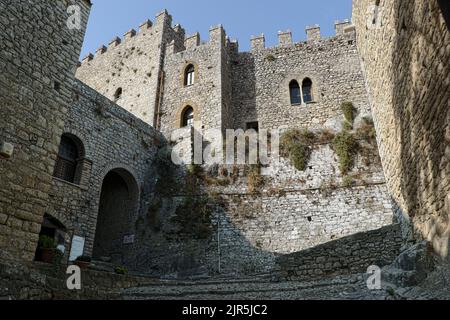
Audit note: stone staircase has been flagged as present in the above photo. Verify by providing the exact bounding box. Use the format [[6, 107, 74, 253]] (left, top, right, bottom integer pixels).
[[120, 273, 390, 300]]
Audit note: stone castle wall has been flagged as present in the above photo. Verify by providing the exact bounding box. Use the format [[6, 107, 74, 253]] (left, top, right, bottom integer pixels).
[[159, 26, 231, 135], [0, 0, 91, 261], [277, 224, 403, 281], [125, 136, 394, 277], [352, 0, 450, 258], [136, 21, 395, 275], [230, 24, 372, 132], [0, 0, 424, 279], [76, 10, 183, 126], [81, 15, 396, 275], [45, 80, 161, 260]]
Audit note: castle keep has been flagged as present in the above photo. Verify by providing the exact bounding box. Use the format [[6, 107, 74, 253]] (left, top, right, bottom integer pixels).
[[0, 0, 448, 288]]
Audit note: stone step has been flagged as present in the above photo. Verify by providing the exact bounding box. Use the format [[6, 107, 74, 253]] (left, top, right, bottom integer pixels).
[[121, 273, 390, 300], [88, 260, 115, 273], [123, 274, 359, 295]]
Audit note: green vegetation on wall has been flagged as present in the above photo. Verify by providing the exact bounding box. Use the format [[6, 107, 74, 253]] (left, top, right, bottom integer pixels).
[[280, 128, 338, 172], [331, 130, 359, 175], [280, 129, 315, 171], [341, 101, 356, 128]]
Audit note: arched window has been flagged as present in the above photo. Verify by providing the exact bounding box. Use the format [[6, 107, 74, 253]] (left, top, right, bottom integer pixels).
[[181, 106, 194, 127], [302, 78, 313, 103], [53, 134, 83, 184], [184, 64, 195, 86], [114, 87, 122, 102], [289, 80, 301, 105]]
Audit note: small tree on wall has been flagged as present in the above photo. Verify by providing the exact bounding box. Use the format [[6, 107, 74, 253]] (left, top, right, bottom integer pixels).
[[332, 130, 359, 175]]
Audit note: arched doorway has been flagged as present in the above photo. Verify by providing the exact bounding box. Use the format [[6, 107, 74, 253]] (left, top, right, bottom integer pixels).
[[93, 168, 139, 263]]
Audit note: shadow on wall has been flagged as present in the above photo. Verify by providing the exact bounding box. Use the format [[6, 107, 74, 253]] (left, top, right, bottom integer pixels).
[[92, 169, 140, 265], [231, 52, 257, 130], [123, 190, 279, 277], [391, 0, 450, 258], [276, 224, 403, 281], [437, 0, 450, 29]]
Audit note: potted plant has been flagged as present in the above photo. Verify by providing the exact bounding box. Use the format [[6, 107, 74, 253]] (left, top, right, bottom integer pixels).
[[114, 266, 128, 275], [74, 255, 92, 269], [38, 235, 57, 264]]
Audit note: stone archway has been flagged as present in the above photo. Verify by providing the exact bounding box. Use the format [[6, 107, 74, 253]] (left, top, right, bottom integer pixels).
[[92, 168, 139, 263]]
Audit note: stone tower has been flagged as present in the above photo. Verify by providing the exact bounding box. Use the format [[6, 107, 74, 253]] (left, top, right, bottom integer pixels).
[[0, 0, 91, 261], [159, 25, 235, 136], [352, 0, 450, 259], [76, 10, 185, 127]]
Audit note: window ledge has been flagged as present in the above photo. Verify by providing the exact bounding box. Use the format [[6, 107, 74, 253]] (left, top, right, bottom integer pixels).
[[52, 177, 88, 191]]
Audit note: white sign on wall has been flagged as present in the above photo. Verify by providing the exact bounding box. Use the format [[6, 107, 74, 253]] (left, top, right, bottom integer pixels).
[[123, 234, 135, 245], [69, 235, 85, 261]]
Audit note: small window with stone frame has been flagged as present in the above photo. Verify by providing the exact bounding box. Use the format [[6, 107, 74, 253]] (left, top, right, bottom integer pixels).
[[184, 64, 195, 87], [182, 106, 194, 127], [302, 78, 313, 103], [289, 80, 302, 105]]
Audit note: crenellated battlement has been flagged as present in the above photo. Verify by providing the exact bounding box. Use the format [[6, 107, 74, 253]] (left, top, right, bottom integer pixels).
[[184, 32, 201, 49], [278, 30, 293, 46], [79, 9, 182, 65], [250, 20, 355, 51], [227, 37, 239, 54], [80, 9, 354, 63], [166, 24, 232, 55]]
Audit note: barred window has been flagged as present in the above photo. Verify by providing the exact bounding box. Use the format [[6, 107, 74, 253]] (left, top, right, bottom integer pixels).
[[53, 135, 82, 184]]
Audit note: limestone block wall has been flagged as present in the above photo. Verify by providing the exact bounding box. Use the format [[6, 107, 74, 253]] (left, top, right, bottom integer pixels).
[[0, 0, 91, 261], [230, 26, 371, 131], [144, 19, 396, 276], [124, 135, 394, 276], [45, 80, 161, 260], [207, 143, 393, 274], [352, 0, 450, 258], [215, 185, 393, 275], [76, 10, 183, 125], [125, 180, 393, 277], [277, 224, 403, 281]]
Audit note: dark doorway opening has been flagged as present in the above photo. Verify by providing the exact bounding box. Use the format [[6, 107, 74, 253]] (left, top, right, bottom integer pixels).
[[246, 121, 259, 132], [93, 169, 138, 264]]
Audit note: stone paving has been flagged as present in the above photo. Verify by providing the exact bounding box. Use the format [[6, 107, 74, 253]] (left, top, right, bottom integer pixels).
[[121, 266, 450, 300]]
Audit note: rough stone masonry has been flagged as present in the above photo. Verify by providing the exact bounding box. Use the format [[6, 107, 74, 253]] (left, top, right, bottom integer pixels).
[[0, 0, 448, 286]]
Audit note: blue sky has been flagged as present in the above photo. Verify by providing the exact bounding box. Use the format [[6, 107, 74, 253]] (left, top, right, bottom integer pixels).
[[80, 0, 352, 59]]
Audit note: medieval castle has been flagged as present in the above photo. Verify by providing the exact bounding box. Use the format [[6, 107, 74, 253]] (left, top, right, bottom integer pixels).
[[0, 0, 448, 299]]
